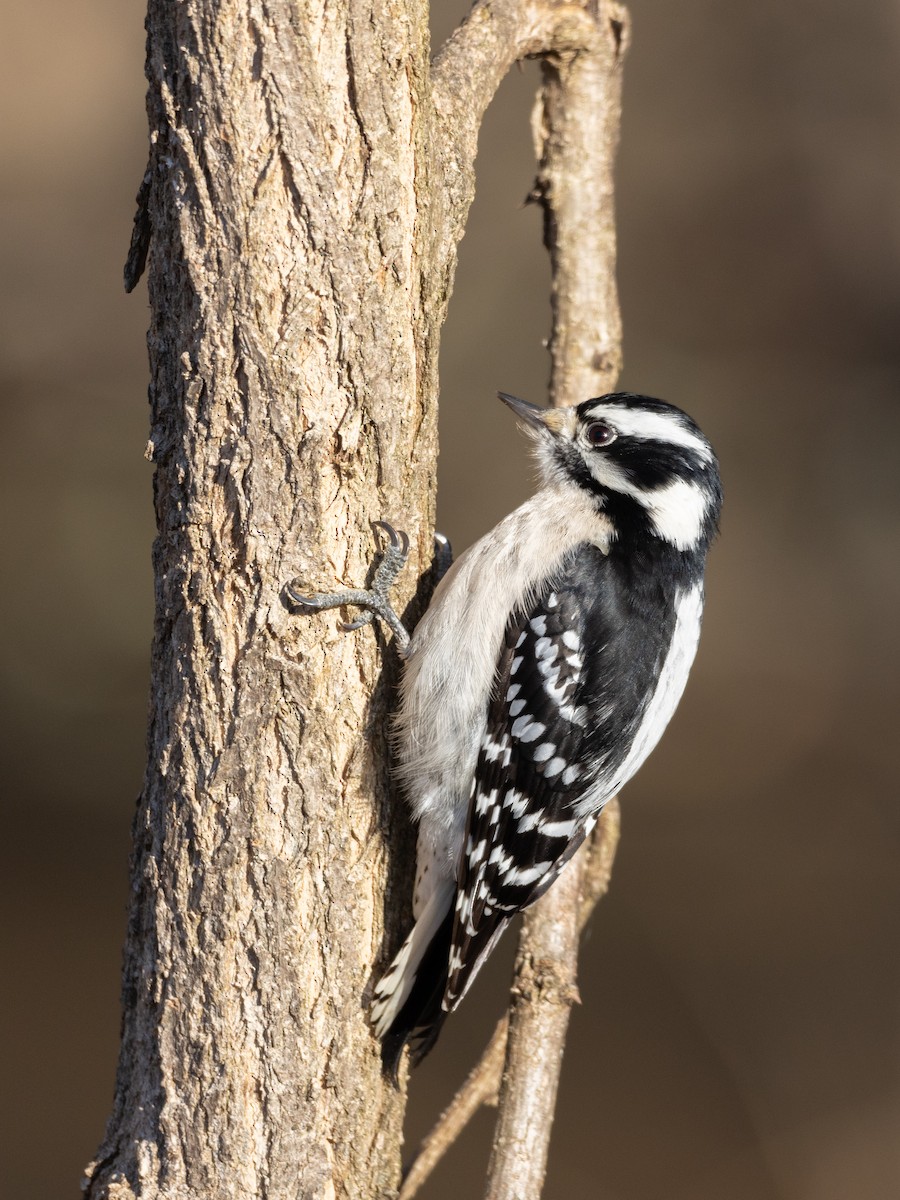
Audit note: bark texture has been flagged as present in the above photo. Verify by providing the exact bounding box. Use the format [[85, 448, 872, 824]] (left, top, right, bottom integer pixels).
[[89, 3, 442, 1197], [86, 1, 623, 1197]]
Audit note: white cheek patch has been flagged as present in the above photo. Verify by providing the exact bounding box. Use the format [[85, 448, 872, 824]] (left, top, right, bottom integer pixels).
[[588, 458, 709, 551], [645, 477, 709, 550]]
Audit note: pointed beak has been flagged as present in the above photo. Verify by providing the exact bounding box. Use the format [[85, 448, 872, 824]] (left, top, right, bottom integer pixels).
[[498, 392, 566, 434], [498, 392, 548, 429]]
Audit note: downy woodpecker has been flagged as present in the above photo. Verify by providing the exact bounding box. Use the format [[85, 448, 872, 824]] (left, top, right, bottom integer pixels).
[[288, 391, 722, 1076]]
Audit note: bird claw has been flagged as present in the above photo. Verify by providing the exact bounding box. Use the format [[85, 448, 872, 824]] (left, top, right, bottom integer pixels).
[[286, 521, 411, 653], [339, 612, 375, 633], [285, 589, 324, 609], [372, 519, 409, 558], [432, 531, 453, 582]]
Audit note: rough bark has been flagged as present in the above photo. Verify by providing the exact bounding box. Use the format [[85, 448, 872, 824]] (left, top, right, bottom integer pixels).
[[88, 4, 440, 1197], [85, 1, 622, 1197]]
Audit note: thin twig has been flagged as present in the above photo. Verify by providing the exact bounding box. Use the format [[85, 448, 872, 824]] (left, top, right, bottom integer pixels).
[[398, 803, 620, 1200]]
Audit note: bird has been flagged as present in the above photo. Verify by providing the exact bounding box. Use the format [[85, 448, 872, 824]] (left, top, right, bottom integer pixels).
[[287, 390, 722, 1078]]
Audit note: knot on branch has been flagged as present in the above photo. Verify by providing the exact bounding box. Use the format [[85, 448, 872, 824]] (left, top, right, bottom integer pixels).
[[511, 955, 582, 1010], [529, 1, 631, 64], [530, 4, 602, 60], [607, 3, 631, 62]]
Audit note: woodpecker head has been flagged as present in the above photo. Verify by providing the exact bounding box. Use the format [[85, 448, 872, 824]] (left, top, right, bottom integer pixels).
[[499, 391, 722, 553]]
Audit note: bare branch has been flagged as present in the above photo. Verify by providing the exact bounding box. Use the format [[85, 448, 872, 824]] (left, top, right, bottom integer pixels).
[[485, 851, 585, 1199], [536, 3, 629, 403]]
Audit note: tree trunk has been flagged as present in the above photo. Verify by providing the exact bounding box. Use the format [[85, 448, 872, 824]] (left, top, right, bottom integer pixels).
[[85, 2, 623, 1197]]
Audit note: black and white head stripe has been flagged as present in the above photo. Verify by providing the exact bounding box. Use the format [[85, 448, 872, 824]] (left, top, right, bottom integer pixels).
[[576, 394, 714, 462], [535, 393, 722, 554]]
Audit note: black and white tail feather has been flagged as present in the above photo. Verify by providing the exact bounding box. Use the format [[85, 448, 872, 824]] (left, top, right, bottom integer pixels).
[[289, 391, 722, 1079]]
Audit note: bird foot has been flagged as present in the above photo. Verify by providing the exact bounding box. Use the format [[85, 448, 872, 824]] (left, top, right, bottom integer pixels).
[[286, 521, 412, 653]]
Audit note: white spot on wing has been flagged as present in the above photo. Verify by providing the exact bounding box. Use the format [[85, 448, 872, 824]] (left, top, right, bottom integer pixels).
[[505, 862, 553, 887], [503, 790, 528, 817], [535, 636, 555, 660], [468, 838, 487, 864], [485, 737, 511, 763], [511, 717, 545, 742], [540, 818, 577, 839]]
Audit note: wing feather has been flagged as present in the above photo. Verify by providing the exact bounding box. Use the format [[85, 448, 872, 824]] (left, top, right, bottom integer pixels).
[[443, 542, 680, 1010]]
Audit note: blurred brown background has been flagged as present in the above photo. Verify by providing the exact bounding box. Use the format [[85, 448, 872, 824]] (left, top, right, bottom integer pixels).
[[2, 1, 898, 1197]]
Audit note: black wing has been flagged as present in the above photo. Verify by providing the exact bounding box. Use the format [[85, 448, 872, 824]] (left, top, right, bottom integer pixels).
[[444, 542, 677, 1009]]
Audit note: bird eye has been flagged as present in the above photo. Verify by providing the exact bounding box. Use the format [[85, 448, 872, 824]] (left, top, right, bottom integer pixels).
[[586, 421, 616, 447]]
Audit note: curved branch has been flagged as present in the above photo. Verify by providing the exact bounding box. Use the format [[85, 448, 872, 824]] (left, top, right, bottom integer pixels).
[[429, 0, 604, 254], [432, 0, 600, 121]]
